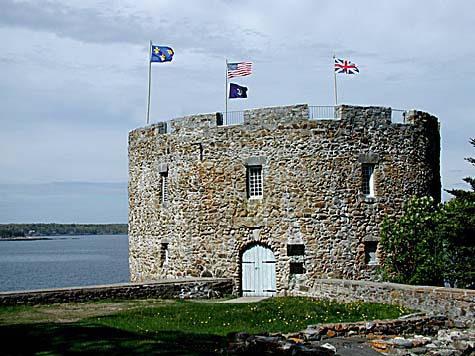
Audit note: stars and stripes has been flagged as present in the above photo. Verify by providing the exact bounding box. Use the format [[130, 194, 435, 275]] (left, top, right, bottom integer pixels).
[[227, 62, 253, 78], [334, 58, 359, 74]]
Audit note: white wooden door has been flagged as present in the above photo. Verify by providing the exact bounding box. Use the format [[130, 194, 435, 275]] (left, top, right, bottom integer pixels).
[[242, 245, 276, 297]]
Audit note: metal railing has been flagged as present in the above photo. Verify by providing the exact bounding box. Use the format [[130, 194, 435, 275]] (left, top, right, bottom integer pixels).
[[308, 106, 337, 120], [309, 106, 408, 123], [223, 111, 245, 126], [391, 109, 406, 123], [165, 120, 174, 133], [218, 106, 339, 127]]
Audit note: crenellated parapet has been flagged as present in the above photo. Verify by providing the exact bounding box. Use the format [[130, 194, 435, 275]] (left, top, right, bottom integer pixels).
[[130, 104, 438, 138]]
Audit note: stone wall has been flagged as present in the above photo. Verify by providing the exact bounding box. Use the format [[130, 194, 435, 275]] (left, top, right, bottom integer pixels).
[[0, 278, 233, 306], [128, 104, 440, 295], [289, 279, 474, 323], [228, 316, 475, 356]]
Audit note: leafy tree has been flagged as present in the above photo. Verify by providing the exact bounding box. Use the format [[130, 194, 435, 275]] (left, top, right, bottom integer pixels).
[[442, 137, 475, 288], [379, 196, 445, 286], [446, 138, 475, 202], [438, 198, 475, 288]]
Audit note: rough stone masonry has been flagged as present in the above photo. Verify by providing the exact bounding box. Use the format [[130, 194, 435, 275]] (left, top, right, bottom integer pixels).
[[128, 104, 440, 295]]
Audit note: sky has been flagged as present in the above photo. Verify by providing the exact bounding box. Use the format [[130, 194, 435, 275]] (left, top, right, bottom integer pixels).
[[0, 0, 474, 223]]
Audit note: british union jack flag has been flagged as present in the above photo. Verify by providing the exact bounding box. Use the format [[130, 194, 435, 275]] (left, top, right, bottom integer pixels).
[[334, 58, 359, 74]]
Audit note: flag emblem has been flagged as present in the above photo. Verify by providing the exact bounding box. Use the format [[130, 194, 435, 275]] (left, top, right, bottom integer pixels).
[[229, 83, 248, 99], [151, 45, 174, 63], [334, 58, 359, 74], [227, 62, 252, 78]]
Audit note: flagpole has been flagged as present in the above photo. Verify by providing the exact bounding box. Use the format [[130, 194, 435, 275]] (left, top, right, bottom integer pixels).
[[146, 40, 152, 125], [225, 59, 228, 125], [333, 54, 338, 106]]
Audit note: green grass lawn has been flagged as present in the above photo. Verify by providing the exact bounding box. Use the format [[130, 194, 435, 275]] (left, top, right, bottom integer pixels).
[[0, 297, 412, 356]]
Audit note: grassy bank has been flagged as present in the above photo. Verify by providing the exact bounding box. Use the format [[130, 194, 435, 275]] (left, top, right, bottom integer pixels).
[[0, 297, 412, 355]]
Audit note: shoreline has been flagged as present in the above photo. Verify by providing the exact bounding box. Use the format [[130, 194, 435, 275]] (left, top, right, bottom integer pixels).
[[0, 237, 54, 241], [0, 234, 127, 241]]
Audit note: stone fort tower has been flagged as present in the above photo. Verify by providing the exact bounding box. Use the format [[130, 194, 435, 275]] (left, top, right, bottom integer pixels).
[[128, 104, 440, 296]]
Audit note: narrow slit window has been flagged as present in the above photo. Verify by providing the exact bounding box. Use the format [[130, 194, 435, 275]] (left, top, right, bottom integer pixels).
[[160, 242, 169, 267], [160, 172, 168, 203], [362, 164, 375, 197], [247, 166, 263, 199]]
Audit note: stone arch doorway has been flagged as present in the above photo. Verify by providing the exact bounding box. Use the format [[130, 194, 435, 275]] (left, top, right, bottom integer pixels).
[[241, 244, 277, 297]]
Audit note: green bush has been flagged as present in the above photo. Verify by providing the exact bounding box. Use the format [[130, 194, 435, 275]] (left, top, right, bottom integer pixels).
[[379, 196, 445, 286]]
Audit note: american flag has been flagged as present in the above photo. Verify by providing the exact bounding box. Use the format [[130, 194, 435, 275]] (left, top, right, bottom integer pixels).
[[227, 62, 253, 78], [334, 58, 359, 74]]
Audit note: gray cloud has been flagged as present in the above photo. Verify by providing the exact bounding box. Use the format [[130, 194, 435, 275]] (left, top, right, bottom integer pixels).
[[0, 0, 264, 59], [0, 0, 148, 44]]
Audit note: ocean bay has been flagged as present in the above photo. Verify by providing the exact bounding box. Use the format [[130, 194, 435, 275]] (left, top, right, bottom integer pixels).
[[0, 235, 129, 292]]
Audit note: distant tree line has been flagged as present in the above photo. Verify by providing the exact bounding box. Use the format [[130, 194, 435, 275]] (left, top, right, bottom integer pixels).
[[0, 223, 128, 238]]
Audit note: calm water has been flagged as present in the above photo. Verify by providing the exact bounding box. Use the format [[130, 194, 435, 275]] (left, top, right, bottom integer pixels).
[[0, 234, 129, 292]]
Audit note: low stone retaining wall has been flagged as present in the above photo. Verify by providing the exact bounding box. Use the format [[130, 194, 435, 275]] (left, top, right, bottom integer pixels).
[[0, 278, 233, 306], [300, 314, 449, 339], [291, 279, 475, 324]]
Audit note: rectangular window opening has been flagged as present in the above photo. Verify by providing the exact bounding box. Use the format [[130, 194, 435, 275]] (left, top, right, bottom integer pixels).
[[365, 241, 379, 265], [362, 164, 375, 197], [290, 262, 305, 274], [247, 165, 263, 199], [287, 244, 305, 256]]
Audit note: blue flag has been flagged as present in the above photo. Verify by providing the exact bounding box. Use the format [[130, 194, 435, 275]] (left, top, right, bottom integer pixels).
[[151, 45, 174, 63], [229, 83, 248, 99]]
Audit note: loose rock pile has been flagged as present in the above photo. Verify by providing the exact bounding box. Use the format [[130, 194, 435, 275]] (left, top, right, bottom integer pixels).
[[227, 314, 475, 356], [366, 329, 475, 355], [227, 332, 338, 356]]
